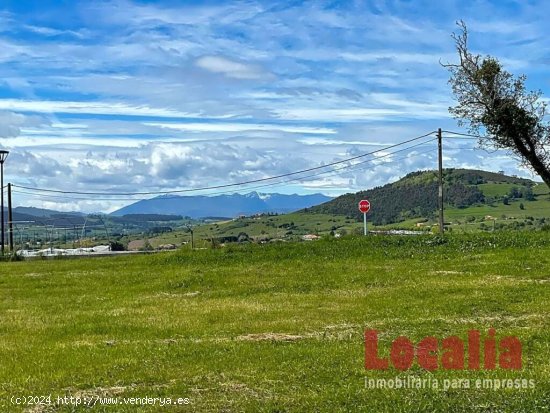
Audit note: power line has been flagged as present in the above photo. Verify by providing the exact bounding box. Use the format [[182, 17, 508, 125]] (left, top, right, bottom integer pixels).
[[11, 190, 143, 202], [12, 131, 437, 196], [442, 130, 483, 139], [13, 144, 436, 202], [12, 138, 438, 202]]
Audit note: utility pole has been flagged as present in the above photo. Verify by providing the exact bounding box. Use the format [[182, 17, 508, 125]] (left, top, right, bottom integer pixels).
[[7, 183, 13, 252], [185, 224, 194, 250], [437, 128, 444, 235], [0, 150, 8, 255], [0, 173, 3, 255]]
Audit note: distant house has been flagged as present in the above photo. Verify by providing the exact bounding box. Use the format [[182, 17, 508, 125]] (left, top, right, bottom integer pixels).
[[158, 244, 177, 250], [302, 234, 320, 241]]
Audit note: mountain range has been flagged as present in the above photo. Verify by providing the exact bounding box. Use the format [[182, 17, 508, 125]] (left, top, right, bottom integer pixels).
[[110, 192, 332, 218], [0, 206, 85, 227]]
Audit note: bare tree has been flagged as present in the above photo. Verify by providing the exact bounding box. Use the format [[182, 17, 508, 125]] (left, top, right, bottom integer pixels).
[[442, 20, 550, 187]]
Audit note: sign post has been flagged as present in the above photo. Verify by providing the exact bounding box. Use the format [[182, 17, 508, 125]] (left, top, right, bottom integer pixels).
[[358, 199, 371, 235]]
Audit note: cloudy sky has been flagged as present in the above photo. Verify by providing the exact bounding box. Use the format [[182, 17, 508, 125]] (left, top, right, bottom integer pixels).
[[0, 0, 549, 213]]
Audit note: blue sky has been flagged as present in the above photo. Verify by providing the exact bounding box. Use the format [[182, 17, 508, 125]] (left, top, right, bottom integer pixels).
[[0, 0, 549, 212]]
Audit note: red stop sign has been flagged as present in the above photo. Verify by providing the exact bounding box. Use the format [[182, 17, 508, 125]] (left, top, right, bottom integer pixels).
[[358, 199, 371, 213]]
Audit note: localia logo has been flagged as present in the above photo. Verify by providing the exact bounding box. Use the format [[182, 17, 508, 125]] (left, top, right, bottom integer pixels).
[[365, 329, 522, 370]]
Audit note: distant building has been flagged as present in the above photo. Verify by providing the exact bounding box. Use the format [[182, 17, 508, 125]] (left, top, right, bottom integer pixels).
[[158, 244, 177, 250], [302, 234, 320, 241]]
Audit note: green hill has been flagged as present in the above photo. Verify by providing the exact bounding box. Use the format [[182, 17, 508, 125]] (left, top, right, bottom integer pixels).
[[306, 168, 548, 225]]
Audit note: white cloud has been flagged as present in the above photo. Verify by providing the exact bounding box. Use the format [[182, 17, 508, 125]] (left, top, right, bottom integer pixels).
[[273, 108, 403, 121], [147, 142, 309, 184], [0, 111, 54, 144], [340, 51, 455, 64], [86, 0, 261, 27], [144, 122, 336, 134], [0, 99, 201, 118], [195, 55, 269, 80], [23, 25, 87, 38], [298, 138, 392, 147]]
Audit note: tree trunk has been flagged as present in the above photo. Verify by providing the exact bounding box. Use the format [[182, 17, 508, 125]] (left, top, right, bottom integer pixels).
[[527, 155, 550, 189], [513, 135, 550, 188]]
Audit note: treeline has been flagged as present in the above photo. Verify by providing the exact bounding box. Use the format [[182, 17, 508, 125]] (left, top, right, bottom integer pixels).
[[505, 186, 535, 201], [5, 212, 86, 227], [306, 181, 484, 225], [398, 169, 532, 186], [110, 214, 184, 223], [442, 169, 531, 185]]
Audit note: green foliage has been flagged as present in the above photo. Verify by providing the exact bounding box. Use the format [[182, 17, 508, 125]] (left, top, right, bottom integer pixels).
[[141, 239, 153, 251], [109, 240, 125, 251], [148, 225, 173, 235], [111, 214, 184, 223], [524, 186, 535, 201], [237, 232, 250, 243], [445, 21, 550, 187], [0, 252, 23, 262]]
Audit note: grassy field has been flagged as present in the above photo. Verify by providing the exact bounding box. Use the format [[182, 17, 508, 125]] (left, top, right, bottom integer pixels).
[[476, 183, 519, 197], [143, 212, 363, 248], [1, 234, 549, 412]]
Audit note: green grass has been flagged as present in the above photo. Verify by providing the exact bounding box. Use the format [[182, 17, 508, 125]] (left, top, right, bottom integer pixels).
[[1, 234, 549, 411], [445, 198, 550, 219], [146, 212, 362, 247], [477, 183, 519, 197], [533, 182, 550, 196]]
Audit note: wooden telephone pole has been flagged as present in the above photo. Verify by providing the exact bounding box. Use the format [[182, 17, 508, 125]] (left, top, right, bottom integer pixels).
[[7, 183, 13, 252], [437, 128, 444, 234]]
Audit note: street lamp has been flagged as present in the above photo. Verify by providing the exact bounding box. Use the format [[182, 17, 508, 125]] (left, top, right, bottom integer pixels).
[[0, 150, 9, 255]]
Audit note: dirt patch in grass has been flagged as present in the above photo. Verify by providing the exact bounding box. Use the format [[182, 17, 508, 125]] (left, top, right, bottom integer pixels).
[[237, 333, 306, 342], [433, 270, 464, 275], [447, 313, 547, 325], [220, 381, 260, 398], [154, 291, 201, 298], [23, 272, 44, 277], [236, 326, 360, 342]]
